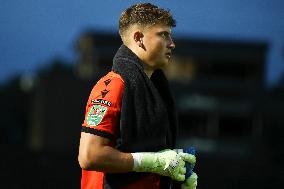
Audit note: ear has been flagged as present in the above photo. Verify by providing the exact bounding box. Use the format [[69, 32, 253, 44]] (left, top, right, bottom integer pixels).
[[133, 31, 144, 47]]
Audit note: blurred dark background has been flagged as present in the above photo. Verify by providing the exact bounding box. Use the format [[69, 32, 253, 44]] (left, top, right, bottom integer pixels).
[[1, 1, 284, 188]]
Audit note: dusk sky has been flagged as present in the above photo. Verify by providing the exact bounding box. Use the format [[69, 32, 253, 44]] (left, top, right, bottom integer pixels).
[[1, 0, 284, 87]]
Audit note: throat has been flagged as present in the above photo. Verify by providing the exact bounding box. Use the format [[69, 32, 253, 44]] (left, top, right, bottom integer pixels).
[[144, 68, 154, 78]]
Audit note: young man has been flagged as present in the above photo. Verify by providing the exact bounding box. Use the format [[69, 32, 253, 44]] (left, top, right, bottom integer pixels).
[[78, 3, 198, 189]]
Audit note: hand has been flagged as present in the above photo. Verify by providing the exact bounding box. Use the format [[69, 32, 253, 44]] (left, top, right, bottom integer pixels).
[[181, 172, 198, 189], [177, 151, 196, 165], [132, 149, 195, 181], [177, 150, 196, 179]]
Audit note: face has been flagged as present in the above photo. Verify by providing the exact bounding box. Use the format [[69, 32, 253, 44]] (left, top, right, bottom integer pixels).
[[139, 24, 175, 69]]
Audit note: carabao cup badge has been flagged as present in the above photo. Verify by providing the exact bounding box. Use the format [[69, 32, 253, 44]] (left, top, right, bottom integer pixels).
[[87, 104, 107, 126]]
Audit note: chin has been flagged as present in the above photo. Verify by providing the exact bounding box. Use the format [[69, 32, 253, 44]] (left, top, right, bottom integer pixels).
[[154, 59, 170, 69], [164, 59, 171, 65], [159, 62, 170, 69]]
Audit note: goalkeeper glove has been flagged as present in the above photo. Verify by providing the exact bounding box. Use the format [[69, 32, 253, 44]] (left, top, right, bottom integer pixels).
[[131, 149, 196, 181], [181, 172, 198, 189], [175, 147, 196, 179]]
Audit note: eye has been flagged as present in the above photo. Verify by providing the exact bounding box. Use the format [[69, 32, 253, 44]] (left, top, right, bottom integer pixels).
[[160, 32, 169, 39]]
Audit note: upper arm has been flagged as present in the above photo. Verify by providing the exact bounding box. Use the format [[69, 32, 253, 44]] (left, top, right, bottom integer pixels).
[[78, 132, 111, 170], [80, 132, 111, 152], [81, 73, 124, 139], [78, 72, 124, 170]]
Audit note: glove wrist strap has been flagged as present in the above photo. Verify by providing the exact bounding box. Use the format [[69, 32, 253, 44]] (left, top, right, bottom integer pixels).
[[131, 153, 143, 171]]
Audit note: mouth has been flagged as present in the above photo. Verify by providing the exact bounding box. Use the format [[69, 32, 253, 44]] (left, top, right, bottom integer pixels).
[[165, 52, 172, 59]]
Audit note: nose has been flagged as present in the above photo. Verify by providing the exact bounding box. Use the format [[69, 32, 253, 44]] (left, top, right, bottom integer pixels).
[[168, 37, 175, 50]]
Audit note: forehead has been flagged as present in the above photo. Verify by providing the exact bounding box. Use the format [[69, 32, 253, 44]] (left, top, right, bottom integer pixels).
[[144, 24, 172, 33]]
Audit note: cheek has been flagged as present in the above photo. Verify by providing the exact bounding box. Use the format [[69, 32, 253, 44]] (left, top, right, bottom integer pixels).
[[146, 40, 163, 54], [145, 36, 162, 47], [153, 39, 164, 48], [147, 45, 162, 60]]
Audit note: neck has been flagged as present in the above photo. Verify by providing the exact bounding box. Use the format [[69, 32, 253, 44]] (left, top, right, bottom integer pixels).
[[144, 68, 154, 78], [124, 43, 155, 78]]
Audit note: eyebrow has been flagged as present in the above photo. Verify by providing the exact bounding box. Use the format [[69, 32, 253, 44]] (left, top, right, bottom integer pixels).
[[157, 31, 171, 36]]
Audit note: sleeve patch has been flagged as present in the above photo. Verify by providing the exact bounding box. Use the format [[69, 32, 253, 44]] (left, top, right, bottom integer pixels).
[[87, 104, 108, 126], [91, 99, 112, 107]]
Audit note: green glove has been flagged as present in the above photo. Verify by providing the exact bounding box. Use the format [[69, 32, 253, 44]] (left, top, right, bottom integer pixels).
[[181, 172, 198, 189], [132, 149, 196, 181]]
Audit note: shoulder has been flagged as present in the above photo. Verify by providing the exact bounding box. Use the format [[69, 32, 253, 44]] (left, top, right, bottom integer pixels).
[[94, 71, 124, 91], [88, 72, 124, 105], [98, 71, 124, 84]]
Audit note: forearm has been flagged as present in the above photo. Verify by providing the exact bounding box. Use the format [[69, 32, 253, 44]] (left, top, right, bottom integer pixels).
[[84, 145, 133, 172], [78, 133, 133, 173], [78, 133, 195, 182]]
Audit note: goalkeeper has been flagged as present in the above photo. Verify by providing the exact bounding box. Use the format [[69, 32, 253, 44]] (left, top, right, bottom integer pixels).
[[78, 3, 198, 189]]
